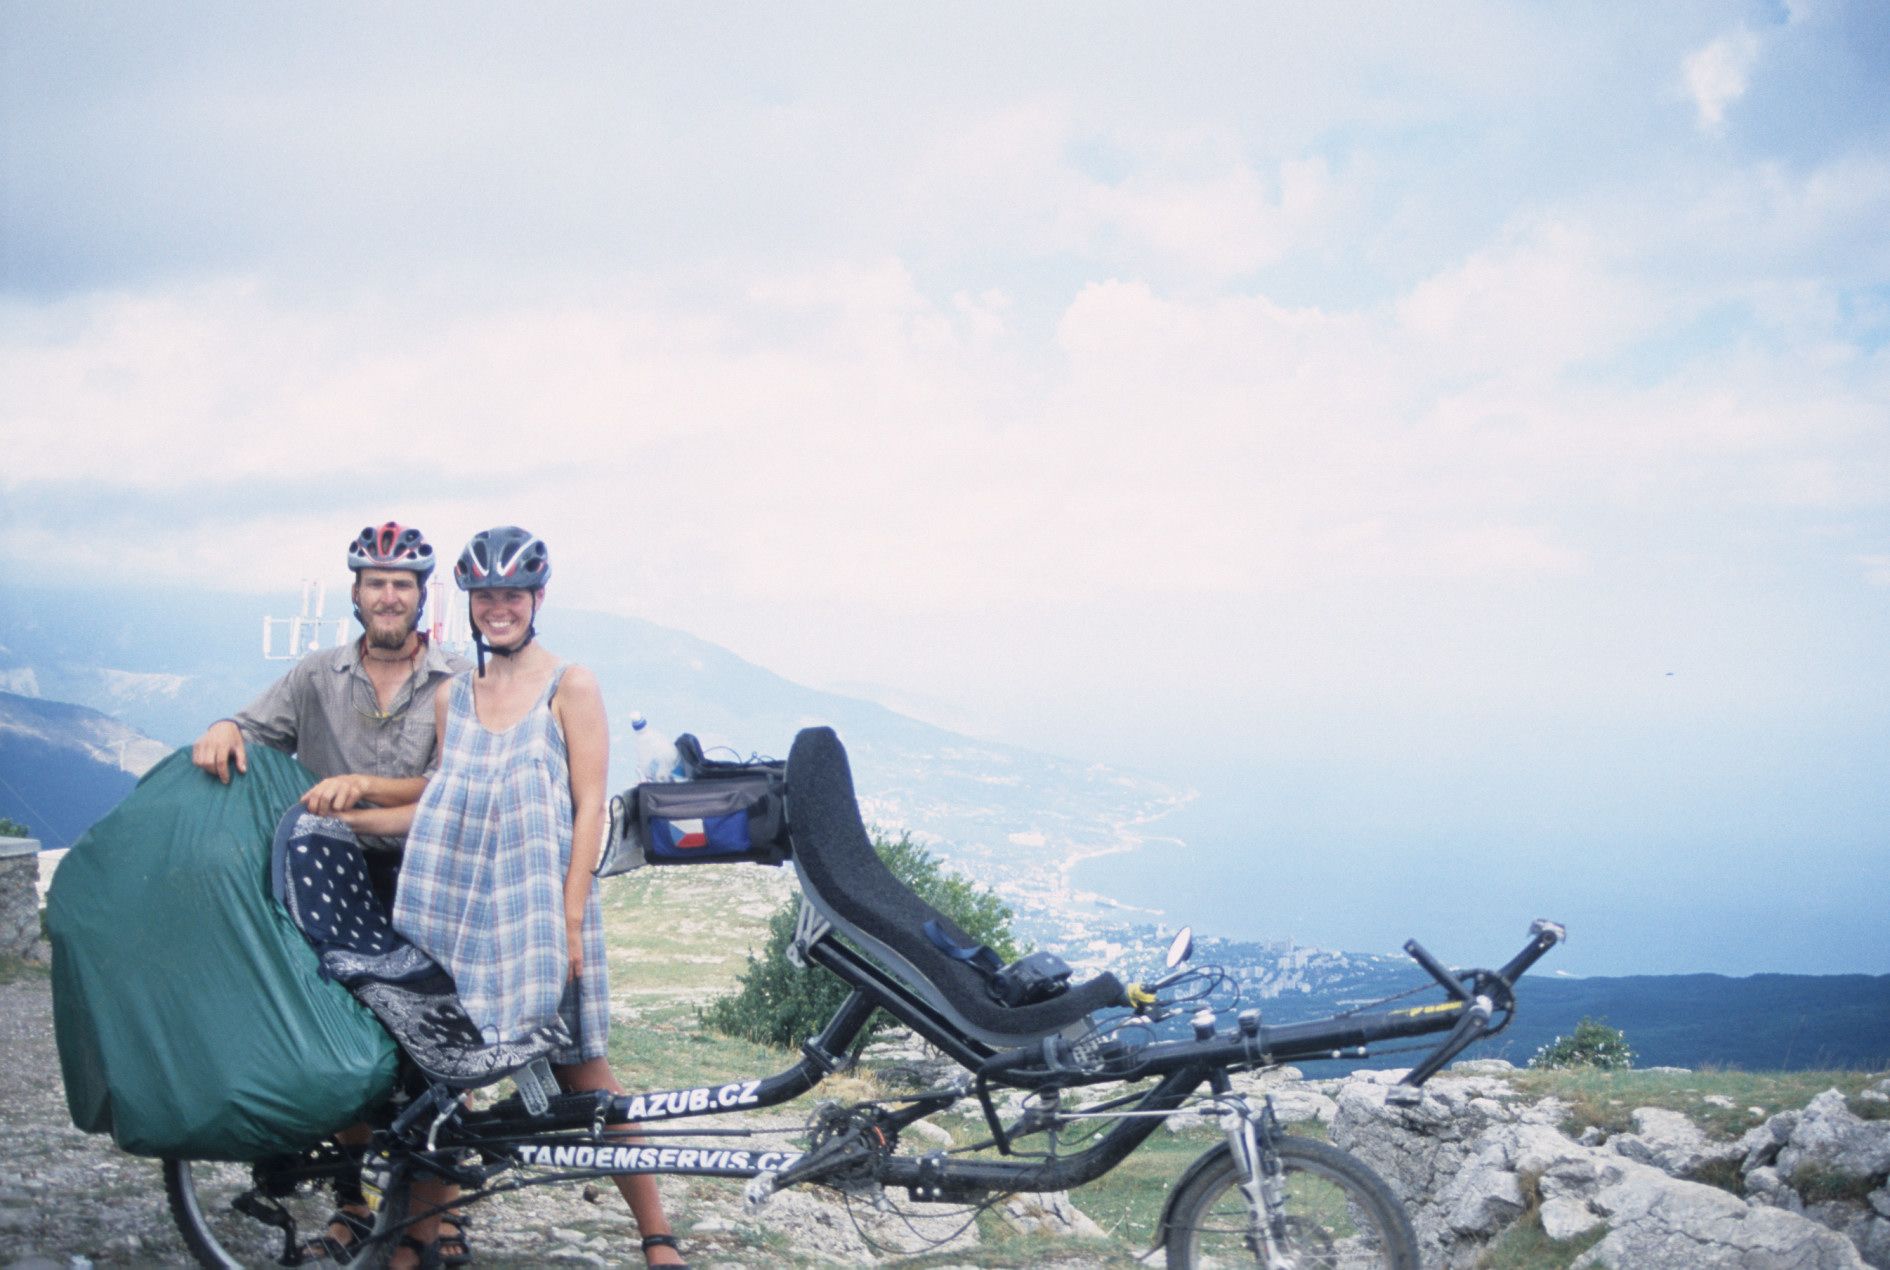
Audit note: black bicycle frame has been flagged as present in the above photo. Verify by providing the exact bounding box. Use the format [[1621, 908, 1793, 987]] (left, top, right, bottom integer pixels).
[[383, 922, 1562, 1200]]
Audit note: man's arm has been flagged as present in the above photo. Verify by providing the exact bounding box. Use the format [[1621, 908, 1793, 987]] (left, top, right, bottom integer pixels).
[[318, 688, 445, 821], [192, 671, 300, 783]]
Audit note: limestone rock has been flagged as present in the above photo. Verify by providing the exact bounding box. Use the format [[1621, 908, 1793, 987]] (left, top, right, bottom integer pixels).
[[1609, 1105, 1744, 1176], [999, 1191, 1105, 1240], [903, 1118, 954, 1148], [1539, 1195, 1604, 1241], [1331, 1070, 1872, 1269], [1778, 1090, 1890, 1184], [1575, 1162, 1866, 1269]]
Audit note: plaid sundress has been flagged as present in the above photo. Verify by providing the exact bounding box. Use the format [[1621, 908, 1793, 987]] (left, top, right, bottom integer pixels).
[[392, 664, 609, 1063]]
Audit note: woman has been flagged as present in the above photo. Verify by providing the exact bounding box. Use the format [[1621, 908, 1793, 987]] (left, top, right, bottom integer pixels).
[[345, 526, 684, 1269]]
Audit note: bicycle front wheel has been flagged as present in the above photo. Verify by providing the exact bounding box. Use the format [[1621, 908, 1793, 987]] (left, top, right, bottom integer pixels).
[[163, 1148, 358, 1269], [1163, 1136, 1419, 1269]]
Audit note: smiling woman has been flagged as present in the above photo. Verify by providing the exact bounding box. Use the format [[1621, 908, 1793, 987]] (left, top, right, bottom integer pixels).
[[329, 526, 687, 1269]]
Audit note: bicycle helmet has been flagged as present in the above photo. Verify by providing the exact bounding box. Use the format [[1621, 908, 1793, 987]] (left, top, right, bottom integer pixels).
[[347, 522, 436, 580], [454, 526, 552, 591], [347, 521, 435, 625], [455, 526, 551, 673]]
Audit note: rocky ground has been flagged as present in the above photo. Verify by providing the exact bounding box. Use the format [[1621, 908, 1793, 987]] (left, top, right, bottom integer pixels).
[[0, 972, 1115, 1269], [10, 958, 1889, 1269]]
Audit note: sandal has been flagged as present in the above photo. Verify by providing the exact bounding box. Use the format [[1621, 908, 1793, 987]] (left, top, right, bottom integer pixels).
[[437, 1210, 471, 1268], [393, 1234, 443, 1270], [295, 1205, 373, 1265], [641, 1232, 689, 1268]]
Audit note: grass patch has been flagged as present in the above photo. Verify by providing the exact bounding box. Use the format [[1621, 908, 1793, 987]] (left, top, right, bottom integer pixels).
[[1475, 1216, 1608, 1269], [1686, 1156, 1745, 1195], [0, 953, 50, 984], [1508, 1066, 1888, 1142], [1849, 1092, 1890, 1121], [1793, 1160, 1883, 1206]]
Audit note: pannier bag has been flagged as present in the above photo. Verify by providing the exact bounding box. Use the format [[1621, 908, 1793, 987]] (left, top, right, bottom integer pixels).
[[597, 733, 789, 876], [47, 748, 398, 1160]]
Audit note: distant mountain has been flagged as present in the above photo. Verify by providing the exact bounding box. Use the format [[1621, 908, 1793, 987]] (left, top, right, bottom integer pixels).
[[1076, 923, 1890, 1072], [0, 582, 1182, 899], [0, 690, 168, 848], [1509, 972, 1890, 1071]]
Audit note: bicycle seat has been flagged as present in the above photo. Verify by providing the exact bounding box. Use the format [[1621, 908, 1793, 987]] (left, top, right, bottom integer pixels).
[[785, 727, 1127, 1048]]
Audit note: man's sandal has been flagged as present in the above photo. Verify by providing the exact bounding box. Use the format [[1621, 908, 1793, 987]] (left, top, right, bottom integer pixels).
[[641, 1232, 689, 1268], [295, 1205, 374, 1264]]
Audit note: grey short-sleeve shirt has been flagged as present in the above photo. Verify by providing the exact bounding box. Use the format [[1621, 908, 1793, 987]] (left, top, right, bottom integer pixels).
[[232, 638, 471, 836]]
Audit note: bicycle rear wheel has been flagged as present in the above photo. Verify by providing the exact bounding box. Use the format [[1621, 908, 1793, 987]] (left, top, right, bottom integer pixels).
[[1163, 1136, 1419, 1269], [163, 1147, 359, 1269]]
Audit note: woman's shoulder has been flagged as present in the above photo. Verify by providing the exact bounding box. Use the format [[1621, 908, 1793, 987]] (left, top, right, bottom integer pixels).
[[550, 661, 601, 698]]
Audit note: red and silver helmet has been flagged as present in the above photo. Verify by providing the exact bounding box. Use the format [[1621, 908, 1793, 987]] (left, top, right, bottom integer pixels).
[[455, 526, 552, 591], [347, 522, 436, 579]]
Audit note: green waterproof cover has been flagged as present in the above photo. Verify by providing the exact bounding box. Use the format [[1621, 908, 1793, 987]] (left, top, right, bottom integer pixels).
[[48, 747, 398, 1160]]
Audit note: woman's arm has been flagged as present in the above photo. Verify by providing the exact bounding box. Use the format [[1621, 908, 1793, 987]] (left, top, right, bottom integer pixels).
[[554, 664, 609, 980], [302, 772, 427, 816], [337, 803, 418, 836]]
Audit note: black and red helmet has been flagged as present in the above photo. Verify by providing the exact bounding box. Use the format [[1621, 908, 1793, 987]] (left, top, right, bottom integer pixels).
[[347, 522, 436, 580], [454, 526, 552, 591]]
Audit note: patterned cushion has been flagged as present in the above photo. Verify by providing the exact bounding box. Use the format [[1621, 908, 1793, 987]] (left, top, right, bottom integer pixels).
[[271, 808, 568, 1087]]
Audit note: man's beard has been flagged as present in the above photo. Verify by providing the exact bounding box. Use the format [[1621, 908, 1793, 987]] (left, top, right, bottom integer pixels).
[[365, 614, 417, 650]]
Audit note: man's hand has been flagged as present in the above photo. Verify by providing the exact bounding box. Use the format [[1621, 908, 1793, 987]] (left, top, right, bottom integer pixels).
[[303, 774, 374, 816], [191, 720, 247, 784]]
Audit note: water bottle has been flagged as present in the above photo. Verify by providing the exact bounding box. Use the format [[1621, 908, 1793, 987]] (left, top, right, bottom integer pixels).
[[630, 711, 683, 783]]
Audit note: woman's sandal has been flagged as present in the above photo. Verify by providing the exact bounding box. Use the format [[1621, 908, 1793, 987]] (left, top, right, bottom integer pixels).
[[437, 1211, 472, 1268], [393, 1234, 444, 1270], [641, 1232, 689, 1268], [294, 1205, 374, 1264]]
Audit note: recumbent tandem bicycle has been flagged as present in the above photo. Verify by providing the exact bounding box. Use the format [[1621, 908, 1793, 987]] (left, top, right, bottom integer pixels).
[[163, 725, 1564, 1268]]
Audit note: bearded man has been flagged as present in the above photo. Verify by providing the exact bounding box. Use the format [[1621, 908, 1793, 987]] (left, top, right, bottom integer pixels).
[[191, 521, 472, 909]]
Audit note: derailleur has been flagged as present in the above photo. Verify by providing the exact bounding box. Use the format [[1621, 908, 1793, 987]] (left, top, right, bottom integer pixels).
[[744, 1101, 897, 1213]]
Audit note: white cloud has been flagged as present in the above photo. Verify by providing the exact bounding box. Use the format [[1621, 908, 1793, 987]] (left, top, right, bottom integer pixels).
[[1682, 27, 1762, 131], [1395, 221, 1664, 380]]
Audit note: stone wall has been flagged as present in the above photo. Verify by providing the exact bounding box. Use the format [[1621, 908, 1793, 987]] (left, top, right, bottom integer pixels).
[[0, 836, 46, 959]]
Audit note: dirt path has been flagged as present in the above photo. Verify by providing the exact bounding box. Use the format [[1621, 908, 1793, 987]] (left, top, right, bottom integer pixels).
[[0, 973, 185, 1266]]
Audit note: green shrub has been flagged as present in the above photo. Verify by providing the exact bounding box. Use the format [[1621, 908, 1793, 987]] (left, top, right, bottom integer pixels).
[[700, 830, 1021, 1050], [1793, 1160, 1881, 1205], [1528, 1017, 1635, 1071], [0, 816, 31, 838]]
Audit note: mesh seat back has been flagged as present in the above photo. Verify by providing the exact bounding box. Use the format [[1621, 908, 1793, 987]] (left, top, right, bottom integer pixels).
[[785, 727, 1125, 1048]]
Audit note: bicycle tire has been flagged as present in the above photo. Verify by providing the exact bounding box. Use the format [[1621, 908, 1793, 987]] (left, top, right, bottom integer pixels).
[[1163, 1136, 1420, 1269], [345, 1166, 411, 1270], [164, 1147, 374, 1269]]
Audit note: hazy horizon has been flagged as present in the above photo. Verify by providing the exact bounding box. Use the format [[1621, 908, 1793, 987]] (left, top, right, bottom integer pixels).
[[3, 5, 1885, 978]]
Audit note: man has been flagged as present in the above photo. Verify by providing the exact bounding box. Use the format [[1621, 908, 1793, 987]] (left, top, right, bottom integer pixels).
[[191, 521, 473, 1263], [192, 521, 468, 908]]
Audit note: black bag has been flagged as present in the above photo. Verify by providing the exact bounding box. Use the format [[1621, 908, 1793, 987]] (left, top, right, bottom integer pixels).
[[597, 735, 789, 876]]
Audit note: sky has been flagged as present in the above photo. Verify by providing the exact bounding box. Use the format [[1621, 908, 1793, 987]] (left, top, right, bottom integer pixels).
[[3, 2, 1886, 975]]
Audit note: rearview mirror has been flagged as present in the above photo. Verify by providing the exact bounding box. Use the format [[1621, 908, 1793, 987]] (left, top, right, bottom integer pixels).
[[1165, 926, 1194, 970]]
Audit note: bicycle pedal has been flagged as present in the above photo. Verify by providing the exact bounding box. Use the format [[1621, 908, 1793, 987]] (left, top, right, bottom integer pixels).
[[742, 1170, 778, 1215], [517, 1058, 558, 1116]]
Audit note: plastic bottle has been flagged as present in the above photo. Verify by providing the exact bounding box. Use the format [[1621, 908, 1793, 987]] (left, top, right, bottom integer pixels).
[[629, 711, 683, 783]]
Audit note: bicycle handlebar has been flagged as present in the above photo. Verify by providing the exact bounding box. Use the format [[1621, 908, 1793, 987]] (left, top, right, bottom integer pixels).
[[994, 920, 1566, 1088]]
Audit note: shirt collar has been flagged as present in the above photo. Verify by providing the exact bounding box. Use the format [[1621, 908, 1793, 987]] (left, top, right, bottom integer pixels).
[[329, 634, 459, 676]]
